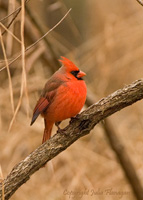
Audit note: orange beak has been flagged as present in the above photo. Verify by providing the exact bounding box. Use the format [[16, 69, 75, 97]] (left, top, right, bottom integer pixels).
[[77, 70, 86, 78]]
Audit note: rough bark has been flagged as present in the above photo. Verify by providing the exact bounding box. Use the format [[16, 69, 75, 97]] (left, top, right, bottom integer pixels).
[[0, 79, 143, 200]]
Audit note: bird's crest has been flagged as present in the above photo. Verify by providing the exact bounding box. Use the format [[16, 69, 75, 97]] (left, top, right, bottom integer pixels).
[[59, 56, 79, 72]]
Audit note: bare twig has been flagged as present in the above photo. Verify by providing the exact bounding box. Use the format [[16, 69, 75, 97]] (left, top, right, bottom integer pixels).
[[0, 0, 29, 23], [24, 1, 60, 68], [2, 7, 19, 36], [136, 0, 143, 6], [1, 0, 29, 35], [21, 0, 29, 116], [0, 29, 14, 114], [8, 0, 29, 132], [0, 22, 21, 44], [0, 79, 143, 200], [25, 8, 72, 52], [5, 0, 16, 56], [0, 8, 72, 72]]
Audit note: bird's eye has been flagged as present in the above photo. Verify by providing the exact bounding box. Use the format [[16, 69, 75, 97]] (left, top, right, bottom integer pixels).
[[70, 70, 79, 78]]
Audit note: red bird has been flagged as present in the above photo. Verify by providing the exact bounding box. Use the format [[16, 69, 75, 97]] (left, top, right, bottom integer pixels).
[[31, 57, 87, 143]]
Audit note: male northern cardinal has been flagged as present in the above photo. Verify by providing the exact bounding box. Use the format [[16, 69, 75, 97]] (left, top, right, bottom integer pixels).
[[31, 57, 87, 143]]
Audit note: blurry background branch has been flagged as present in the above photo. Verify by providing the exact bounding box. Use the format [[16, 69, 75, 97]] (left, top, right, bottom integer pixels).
[[86, 91, 143, 200], [0, 7, 71, 72], [0, 79, 143, 200], [1, 0, 29, 36], [136, 0, 143, 6]]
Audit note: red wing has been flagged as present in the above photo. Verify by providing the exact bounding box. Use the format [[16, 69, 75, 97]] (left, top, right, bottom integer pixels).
[[30, 97, 49, 125], [31, 77, 64, 126]]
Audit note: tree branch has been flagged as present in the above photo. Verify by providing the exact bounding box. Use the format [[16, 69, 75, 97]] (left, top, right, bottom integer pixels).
[[136, 0, 143, 6], [1, 79, 143, 200]]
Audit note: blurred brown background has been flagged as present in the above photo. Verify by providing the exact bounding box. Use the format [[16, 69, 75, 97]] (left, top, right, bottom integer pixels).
[[0, 0, 143, 199]]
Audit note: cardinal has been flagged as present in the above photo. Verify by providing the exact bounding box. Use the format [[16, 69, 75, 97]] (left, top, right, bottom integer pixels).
[[30, 57, 87, 143]]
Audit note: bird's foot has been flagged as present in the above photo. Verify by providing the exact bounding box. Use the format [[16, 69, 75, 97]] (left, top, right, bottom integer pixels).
[[55, 121, 63, 134], [70, 115, 80, 124]]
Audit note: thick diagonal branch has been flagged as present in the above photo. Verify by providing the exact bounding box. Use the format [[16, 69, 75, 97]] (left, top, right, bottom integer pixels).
[[0, 79, 143, 200]]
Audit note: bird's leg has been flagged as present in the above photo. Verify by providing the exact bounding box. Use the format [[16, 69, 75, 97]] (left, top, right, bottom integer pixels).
[[55, 121, 63, 134], [70, 114, 80, 124]]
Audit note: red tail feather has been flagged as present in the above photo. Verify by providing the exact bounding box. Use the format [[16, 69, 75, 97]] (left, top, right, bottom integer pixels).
[[42, 119, 54, 143]]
